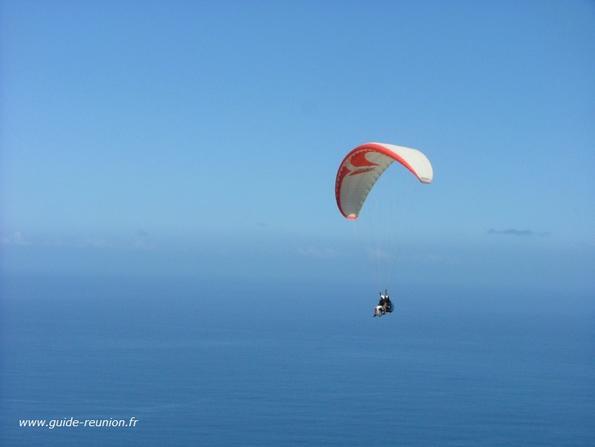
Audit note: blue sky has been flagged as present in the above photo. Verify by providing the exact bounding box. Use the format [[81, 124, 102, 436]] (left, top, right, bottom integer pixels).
[[1, 1, 594, 293]]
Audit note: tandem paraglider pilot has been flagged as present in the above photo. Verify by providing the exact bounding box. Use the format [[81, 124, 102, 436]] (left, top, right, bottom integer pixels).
[[373, 290, 393, 317]]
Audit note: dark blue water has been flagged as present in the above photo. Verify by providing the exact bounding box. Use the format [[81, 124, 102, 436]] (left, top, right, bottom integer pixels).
[[1, 275, 594, 446]]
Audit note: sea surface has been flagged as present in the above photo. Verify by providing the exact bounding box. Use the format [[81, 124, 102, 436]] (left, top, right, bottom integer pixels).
[[1, 275, 594, 446]]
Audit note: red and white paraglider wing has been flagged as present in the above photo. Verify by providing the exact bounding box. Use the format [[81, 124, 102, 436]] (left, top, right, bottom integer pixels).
[[335, 142, 433, 219]]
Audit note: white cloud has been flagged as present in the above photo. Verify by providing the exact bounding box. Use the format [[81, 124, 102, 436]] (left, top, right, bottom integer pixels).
[[1, 231, 31, 246], [297, 246, 338, 259], [397, 252, 460, 265], [77, 238, 114, 249], [367, 247, 394, 261]]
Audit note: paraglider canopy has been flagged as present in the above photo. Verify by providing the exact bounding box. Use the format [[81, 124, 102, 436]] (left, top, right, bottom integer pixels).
[[335, 142, 433, 219]]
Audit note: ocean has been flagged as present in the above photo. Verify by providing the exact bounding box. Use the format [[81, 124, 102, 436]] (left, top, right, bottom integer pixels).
[[1, 275, 594, 446]]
